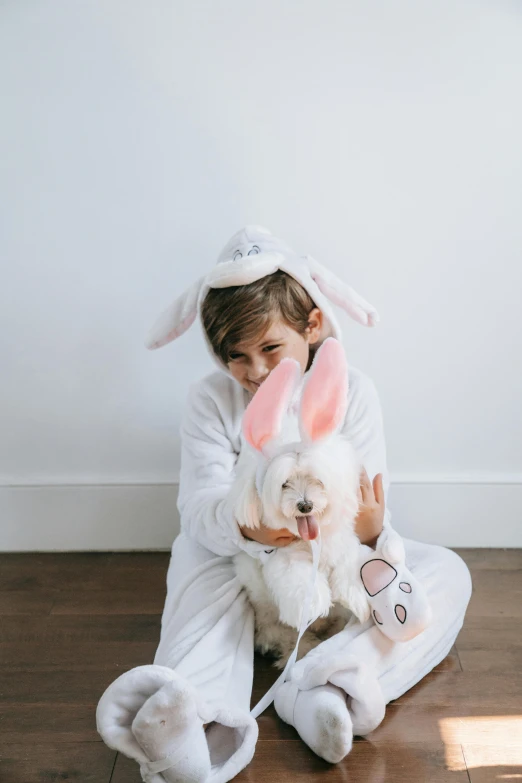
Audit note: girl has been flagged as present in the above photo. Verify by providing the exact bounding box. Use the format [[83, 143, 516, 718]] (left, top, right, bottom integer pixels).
[[96, 226, 472, 783]]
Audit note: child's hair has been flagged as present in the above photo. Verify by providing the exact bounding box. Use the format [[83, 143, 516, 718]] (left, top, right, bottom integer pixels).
[[201, 270, 317, 365]]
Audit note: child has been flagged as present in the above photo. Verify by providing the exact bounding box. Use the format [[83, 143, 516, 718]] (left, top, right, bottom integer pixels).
[[96, 226, 472, 783]]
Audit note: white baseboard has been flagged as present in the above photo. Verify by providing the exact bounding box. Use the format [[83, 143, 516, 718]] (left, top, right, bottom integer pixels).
[[0, 483, 180, 552], [0, 476, 521, 551]]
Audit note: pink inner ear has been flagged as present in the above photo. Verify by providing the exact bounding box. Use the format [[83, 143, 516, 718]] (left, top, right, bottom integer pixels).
[[299, 338, 348, 442], [243, 359, 302, 453]]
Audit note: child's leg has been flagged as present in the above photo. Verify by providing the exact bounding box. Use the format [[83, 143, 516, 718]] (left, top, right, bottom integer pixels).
[[96, 532, 258, 783], [274, 539, 472, 762]]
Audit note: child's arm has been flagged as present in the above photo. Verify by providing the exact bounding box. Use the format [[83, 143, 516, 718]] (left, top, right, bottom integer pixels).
[[176, 380, 245, 557]]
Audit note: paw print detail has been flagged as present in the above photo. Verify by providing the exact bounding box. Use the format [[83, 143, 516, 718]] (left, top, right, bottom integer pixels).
[[360, 559, 398, 597], [359, 554, 432, 642], [373, 609, 383, 625]]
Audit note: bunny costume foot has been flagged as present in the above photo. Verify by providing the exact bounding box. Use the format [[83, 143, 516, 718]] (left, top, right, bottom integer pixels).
[[275, 653, 385, 762], [96, 664, 258, 783], [275, 681, 355, 763], [361, 528, 433, 642], [96, 666, 210, 783]]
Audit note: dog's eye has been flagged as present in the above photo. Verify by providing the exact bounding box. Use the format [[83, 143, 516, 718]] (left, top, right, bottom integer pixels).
[[282, 482, 289, 489], [233, 250, 243, 260]]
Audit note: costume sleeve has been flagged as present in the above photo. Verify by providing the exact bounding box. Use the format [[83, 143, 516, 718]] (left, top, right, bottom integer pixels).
[[176, 382, 245, 557], [340, 372, 393, 534], [341, 371, 409, 563]]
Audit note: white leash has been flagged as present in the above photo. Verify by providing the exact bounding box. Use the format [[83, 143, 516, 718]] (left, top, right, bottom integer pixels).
[[250, 535, 322, 719]]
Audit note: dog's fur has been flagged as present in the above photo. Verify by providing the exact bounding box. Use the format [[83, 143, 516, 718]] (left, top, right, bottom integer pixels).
[[231, 351, 371, 667]]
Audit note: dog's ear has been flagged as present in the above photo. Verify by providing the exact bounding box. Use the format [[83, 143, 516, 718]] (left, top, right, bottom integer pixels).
[[233, 470, 263, 529], [242, 358, 302, 455], [298, 337, 349, 443]]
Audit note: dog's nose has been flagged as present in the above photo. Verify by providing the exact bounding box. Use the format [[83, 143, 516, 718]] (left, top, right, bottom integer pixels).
[[297, 500, 313, 514]]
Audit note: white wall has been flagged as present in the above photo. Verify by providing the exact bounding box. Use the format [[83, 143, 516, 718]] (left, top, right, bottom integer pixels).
[[1, 0, 521, 550]]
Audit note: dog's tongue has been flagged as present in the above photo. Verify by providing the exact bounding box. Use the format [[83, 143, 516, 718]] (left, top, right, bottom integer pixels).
[[297, 514, 319, 541]]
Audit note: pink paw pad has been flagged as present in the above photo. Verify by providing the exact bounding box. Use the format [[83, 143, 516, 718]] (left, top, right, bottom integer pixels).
[[394, 604, 407, 624], [360, 559, 398, 597], [399, 582, 412, 593]]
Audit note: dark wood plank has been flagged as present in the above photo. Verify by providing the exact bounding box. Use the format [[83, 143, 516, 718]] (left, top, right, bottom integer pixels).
[[0, 552, 111, 591], [0, 552, 168, 594], [0, 742, 116, 783], [237, 740, 468, 783], [0, 590, 56, 615], [0, 669, 122, 704], [0, 614, 161, 643], [50, 590, 167, 615], [457, 647, 522, 672], [456, 615, 522, 649], [452, 548, 522, 571], [465, 568, 522, 618], [392, 671, 521, 709], [456, 614, 522, 671], [65, 552, 169, 592], [111, 737, 467, 783], [0, 704, 103, 743], [0, 640, 157, 671]]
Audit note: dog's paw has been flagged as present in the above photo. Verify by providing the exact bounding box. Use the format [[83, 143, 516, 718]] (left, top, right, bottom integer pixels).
[[310, 577, 334, 622], [330, 572, 352, 606], [277, 594, 305, 629], [330, 573, 370, 624], [277, 575, 332, 630], [345, 584, 371, 623]]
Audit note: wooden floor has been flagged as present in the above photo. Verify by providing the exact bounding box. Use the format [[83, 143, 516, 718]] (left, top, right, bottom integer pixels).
[[0, 549, 521, 782]]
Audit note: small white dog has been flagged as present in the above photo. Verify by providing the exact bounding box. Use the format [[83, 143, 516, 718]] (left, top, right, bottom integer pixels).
[[232, 338, 370, 667]]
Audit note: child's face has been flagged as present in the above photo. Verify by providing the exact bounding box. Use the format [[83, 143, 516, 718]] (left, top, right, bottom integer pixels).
[[227, 308, 323, 395]]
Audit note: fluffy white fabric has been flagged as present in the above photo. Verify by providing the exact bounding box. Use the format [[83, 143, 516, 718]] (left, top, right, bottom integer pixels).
[[94, 225, 471, 781]]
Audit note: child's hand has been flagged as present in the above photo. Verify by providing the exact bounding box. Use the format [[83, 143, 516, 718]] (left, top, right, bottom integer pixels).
[[355, 468, 385, 548], [239, 522, 298, 548]]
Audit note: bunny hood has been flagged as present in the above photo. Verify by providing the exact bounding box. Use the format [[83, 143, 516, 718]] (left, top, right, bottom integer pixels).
[[146, 225, 380, 380]]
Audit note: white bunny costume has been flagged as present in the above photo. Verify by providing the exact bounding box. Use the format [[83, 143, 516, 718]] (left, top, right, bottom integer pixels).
[[96, 226, 472, 782]]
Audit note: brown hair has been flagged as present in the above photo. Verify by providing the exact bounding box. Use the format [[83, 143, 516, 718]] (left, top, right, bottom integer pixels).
[[201, 270, 317, 365]]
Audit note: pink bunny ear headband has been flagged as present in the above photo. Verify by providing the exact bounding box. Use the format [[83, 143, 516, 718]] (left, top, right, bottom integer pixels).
[[145, 225, 379, 378], [242, 337, 349, 494]]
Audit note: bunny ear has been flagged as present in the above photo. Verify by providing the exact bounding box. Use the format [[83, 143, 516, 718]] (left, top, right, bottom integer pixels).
[[299, 338, 349, 443], [305, 255, 380, 327], [145, 276, 205, 350], [243, 358, 302, 454]]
